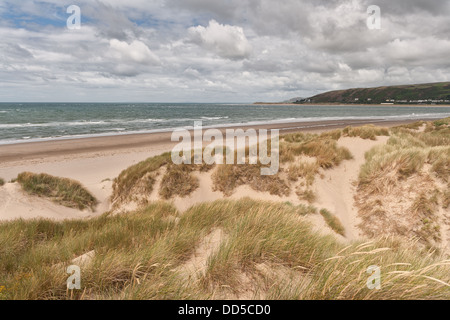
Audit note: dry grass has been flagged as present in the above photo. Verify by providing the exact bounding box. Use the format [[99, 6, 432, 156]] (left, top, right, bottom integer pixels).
[[303, 139, 353, 169], [212, 163, 290, 197], [356, 119, 450, 248], [113, 130, 356, 205], [287, 162, 318, 185], [213, 133, 352, 197], [410, 192, 441, 244], [319, 209, 346, 236], [395, 121, 425, 130], [443, 188, 450, 209], [112, 151, 215, 205], [16, 172, 97, 211], [0, 199, 448, 300], [280, 138, 352, 168], [296, 188, 317, 204], [159, 164, 200, 199], [112, 152, 172, 204], [343, 125, 390, 140]]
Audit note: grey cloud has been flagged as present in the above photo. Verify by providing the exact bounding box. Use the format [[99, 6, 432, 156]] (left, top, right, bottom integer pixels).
[[0, 0, 449, 102]]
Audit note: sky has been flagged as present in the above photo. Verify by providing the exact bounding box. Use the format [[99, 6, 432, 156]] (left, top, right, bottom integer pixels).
[[0, 0, 449, 103]]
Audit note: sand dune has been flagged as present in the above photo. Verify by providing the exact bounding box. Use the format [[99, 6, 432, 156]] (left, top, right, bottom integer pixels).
[[0, 119, 447, 250]]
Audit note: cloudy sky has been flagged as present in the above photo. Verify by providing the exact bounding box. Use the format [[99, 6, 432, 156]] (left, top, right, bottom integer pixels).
[[0, 0, 449, 102]]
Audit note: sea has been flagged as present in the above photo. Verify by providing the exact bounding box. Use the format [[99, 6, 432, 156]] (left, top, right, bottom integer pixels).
[[0, 103, 449, 145]]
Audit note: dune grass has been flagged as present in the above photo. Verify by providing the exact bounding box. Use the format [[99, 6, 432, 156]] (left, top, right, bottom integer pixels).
[[112, 130, 356, 202], [319, 209, 346, 236], [443, 189, 450, 209], [280, 135, 353, 168], [410, 192, 441, 244], [0, 199, 448, 300], [356, 120, 450, 247], [16, 172, 97, 211], [318, 125, 390, 141], [0, 178, 4, 187], [287, 162, 318, 184], [343, 125, 390, 140], [112, 152, 172, 204], [159, 163, 200, 199], [395, 121, 425, 130], [296, 188, 317, 204], [212, 162, 290, 197]]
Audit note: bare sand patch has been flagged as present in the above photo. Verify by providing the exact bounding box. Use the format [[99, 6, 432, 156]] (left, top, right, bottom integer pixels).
[[313, 136, 389, 239], [0, 182, 91, 221]]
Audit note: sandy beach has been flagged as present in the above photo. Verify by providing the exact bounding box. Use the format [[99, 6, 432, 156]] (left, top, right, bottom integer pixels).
[[0, 117, 437, 224], [0, 118, 426, 164]]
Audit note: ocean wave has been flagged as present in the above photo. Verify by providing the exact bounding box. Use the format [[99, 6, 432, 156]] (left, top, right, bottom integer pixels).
[[1, 112, 449, 145], [0, 117, 235, 129], [201, 116, 230, 120]]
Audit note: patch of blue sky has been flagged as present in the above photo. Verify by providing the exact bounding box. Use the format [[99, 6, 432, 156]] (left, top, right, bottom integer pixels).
[[0, 2, 93, 29]]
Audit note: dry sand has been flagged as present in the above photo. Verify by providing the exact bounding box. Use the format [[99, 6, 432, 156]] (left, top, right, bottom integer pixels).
[[0, 146, 173, 221], [314, 136, 389, 240], [0, 118, 428, 228]]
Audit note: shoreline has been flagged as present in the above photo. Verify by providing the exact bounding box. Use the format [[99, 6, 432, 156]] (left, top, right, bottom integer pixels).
[[0, 117, 436, 164]]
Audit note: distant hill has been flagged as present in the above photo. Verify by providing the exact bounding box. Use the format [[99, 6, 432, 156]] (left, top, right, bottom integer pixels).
[[294, 82, 450, 105], [283, 97, 305, 104]]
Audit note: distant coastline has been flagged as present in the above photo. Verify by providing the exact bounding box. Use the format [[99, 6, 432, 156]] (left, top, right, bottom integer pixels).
[[253, 102, 450, 107], [258, 81, 450, 106]]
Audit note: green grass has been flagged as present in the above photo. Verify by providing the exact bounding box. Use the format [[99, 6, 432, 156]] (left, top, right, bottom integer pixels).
[[0, 199, 448, 300], [16, 172, 97, 211], [319, 209, 346, 236]]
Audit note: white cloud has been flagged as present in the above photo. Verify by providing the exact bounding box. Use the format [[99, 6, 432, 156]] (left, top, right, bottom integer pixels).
[[109, 39, 160, 64], [188, 20, 252, 60], [0, 0, 449, 102]]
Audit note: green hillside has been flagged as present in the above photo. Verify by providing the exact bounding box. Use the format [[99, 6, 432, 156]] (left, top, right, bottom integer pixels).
[[296, 82, 450, 105]]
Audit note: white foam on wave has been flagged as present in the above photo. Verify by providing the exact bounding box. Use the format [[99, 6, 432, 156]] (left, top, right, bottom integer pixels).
[[1, 112, 449, 146]]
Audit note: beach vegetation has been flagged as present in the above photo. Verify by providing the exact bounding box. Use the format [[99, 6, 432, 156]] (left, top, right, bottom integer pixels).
[[212, 161, 290, 197], [16, 172, 97, 211], [342, 125, 390, 140], [319, 209, 345, 236], [159, 163, 200, 199], [112, 152, 172, 205], [280, 135, 353, 168], [356, 120, 450, 247], [296, 188, 317, 204], [0, 199, 448, 300]]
